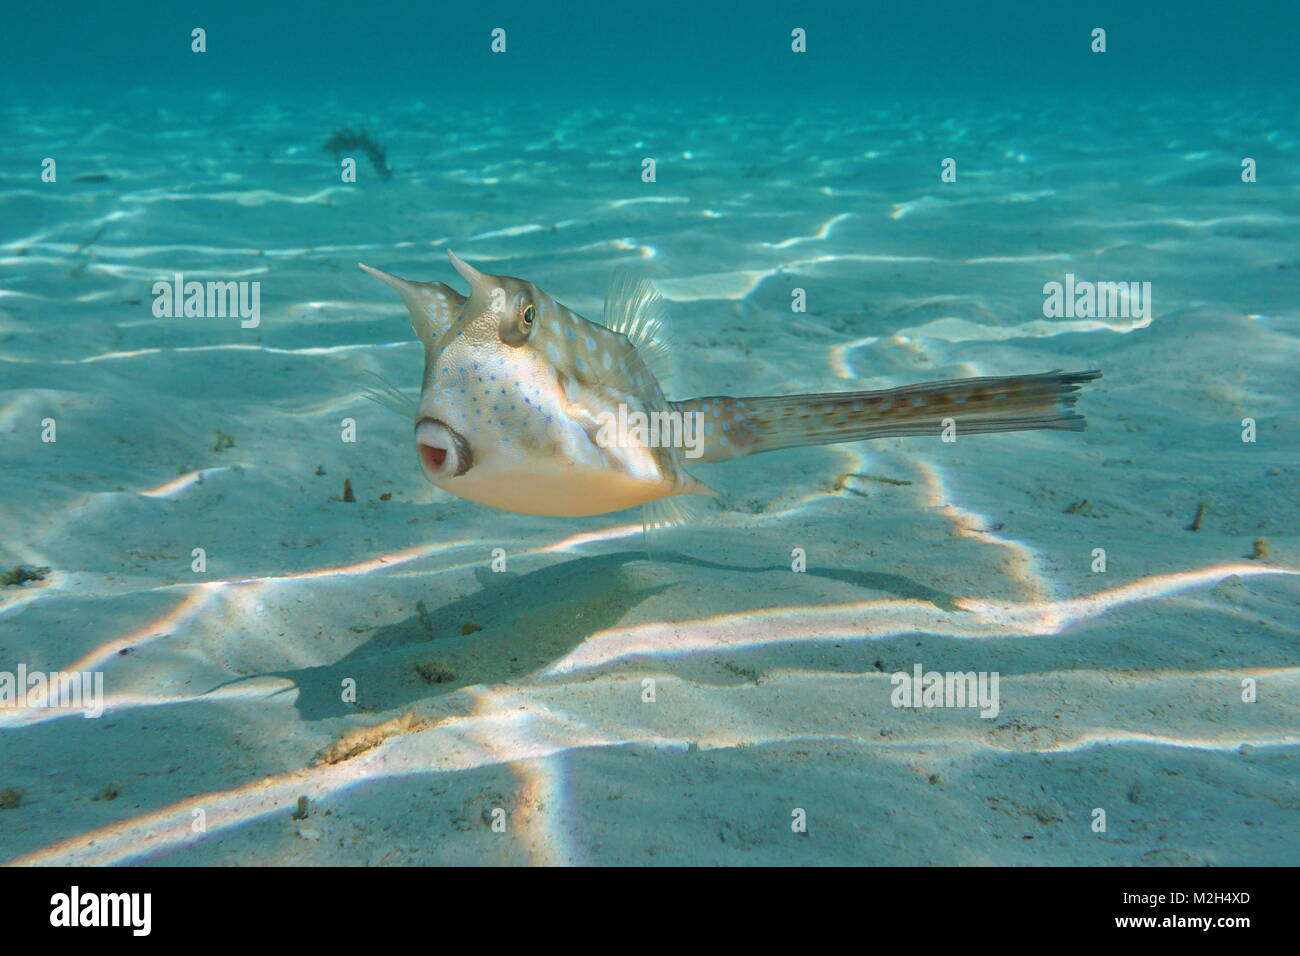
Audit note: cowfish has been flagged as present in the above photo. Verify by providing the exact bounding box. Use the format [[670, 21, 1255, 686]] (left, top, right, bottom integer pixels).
[[359, 252, 1100, 522]]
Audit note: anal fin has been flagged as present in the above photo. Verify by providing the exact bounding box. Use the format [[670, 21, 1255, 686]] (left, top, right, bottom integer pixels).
[[640, 492, 723, 558]]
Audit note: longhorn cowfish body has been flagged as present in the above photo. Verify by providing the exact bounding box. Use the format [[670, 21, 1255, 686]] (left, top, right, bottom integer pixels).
[[360, 251, 1101, 519], [360, 251, 712, 516]]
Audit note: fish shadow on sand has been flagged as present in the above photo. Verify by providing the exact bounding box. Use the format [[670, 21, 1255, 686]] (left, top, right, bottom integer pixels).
[[663, 553, 960, 612], [208, 549, 955, 721], [247, 552, 670, 721]]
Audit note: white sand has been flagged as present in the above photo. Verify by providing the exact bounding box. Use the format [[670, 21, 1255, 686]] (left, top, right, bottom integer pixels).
[[0, 90, 1296, 865]]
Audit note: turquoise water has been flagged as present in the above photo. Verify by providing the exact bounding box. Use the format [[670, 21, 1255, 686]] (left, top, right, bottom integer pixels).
[[0, 2, 1296, 865]]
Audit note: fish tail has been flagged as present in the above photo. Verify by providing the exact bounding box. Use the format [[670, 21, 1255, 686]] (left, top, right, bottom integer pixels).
[[675, 369, 1101, 462]]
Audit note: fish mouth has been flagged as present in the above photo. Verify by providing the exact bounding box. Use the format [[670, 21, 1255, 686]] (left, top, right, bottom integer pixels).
[[414, 417, 473, 479]]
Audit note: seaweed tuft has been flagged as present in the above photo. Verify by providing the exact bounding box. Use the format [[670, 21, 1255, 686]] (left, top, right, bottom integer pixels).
[[323, 126, 393, 181]]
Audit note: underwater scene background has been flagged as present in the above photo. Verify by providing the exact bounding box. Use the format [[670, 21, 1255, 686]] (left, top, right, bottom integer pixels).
[[1, 1, 1297, 865]]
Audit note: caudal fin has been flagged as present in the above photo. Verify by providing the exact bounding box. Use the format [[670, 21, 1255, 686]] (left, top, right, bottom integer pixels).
[[675, 369, 1101, 462]]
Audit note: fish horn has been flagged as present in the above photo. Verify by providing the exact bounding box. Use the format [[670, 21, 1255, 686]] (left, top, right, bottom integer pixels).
[[358, 261, 412, 294], [446, 249, 491, 291], [358, 261, 465, 346]]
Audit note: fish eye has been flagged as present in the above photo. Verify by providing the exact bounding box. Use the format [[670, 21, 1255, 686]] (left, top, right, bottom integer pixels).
[[498, 302, 535, 347]]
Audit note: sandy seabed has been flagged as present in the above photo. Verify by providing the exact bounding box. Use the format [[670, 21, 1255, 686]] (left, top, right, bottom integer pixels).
[[0, 90, 1296, 865]]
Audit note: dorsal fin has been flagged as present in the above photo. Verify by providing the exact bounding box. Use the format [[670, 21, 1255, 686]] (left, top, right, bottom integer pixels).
[[601, 270, 677, 392]]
